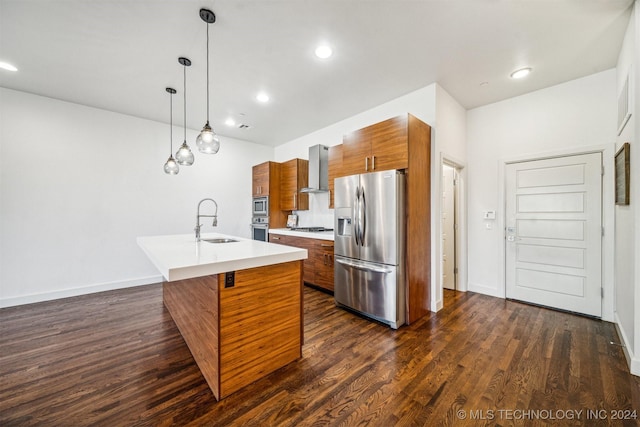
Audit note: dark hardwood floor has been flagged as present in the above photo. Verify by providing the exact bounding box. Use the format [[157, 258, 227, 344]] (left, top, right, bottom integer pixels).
[[1, 285, 638, 426]]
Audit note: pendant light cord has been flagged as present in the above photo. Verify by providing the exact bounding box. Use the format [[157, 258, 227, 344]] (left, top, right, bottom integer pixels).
[[183, 64, 187, 140], [169, 92, 173, 154], [206, 21, 210, 124]]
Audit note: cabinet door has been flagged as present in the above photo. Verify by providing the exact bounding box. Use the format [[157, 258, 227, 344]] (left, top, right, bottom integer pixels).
[[313, 240, 334, 292], [328, 145, 343, 209], [280, 159, 309, 211], [342, 127, 371, 175], [270, 234, 314, 283], [252, 162, 271, 196], [370, 115, 408, 171]]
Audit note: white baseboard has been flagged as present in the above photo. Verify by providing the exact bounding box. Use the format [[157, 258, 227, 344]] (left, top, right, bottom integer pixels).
[[0, 275, 163, 308], [614, 313, 640, 377], [468, 282, 504, 298]]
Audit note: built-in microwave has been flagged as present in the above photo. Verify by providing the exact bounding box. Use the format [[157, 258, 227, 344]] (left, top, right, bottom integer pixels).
[[253, 196, 269, 216]]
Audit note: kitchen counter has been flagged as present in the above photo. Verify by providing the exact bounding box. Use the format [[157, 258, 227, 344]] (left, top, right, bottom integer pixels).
[[137, 232, 307, 281], [137, 232, 306, 401], [269, 228, 335, 241]]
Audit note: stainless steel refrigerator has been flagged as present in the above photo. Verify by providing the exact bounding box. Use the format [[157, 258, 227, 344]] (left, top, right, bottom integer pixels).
[[334, 169, 406, 329]]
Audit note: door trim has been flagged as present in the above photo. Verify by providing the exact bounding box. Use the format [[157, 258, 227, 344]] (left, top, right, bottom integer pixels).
[[498, 143, 615, 322], [433, 153, 467, 312]]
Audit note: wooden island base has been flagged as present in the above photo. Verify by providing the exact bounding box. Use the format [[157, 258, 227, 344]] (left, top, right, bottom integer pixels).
[[163, 260, 303, 400]]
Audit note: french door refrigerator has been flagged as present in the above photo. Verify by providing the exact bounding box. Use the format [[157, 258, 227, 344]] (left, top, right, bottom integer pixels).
[[334, 169, 406, 329]]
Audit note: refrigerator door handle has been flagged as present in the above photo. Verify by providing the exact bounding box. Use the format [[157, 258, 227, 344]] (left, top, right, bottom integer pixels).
[[335, 257, 393, 274], [360, 189, 366, 245], [354, 187, 361, 246]]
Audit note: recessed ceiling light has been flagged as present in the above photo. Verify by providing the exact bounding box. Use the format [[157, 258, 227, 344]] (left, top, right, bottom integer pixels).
[[0, 61, 18, 72], [315, 45, 333, 59], [510, 67, 532, 79], [256, 92, 270, 103], [225, 118, 236, 127]]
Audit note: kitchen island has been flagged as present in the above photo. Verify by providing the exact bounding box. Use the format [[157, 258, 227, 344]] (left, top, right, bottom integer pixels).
[[137, 233, 307, 400]]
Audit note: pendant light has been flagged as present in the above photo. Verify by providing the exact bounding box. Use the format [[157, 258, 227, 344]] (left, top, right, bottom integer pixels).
[[196, 8, 220, 154], [175, 57, 195, 165], [163, 87, 179, 175]]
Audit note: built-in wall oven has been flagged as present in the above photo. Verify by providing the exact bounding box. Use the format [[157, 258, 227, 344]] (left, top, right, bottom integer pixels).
[[252, 196, 269, 216], [251, 216, 269, 242]]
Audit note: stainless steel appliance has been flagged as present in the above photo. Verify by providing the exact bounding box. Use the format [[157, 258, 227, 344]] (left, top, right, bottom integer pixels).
[[252, 196, 269, 216], [251, 216, 269, 241], [334, 169, 406, 329]]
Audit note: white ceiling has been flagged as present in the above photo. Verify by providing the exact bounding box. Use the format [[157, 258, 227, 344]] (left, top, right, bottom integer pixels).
[[0, 0, 633, 147]]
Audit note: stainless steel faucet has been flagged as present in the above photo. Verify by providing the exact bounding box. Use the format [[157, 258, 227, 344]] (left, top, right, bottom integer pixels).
[[195, 198, 218, 241]]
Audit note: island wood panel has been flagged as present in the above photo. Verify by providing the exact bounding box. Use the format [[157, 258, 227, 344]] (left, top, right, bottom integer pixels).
[[162, 275, 220, 398], [218, 261, 302, 398], [369, 115, 408, 171], [327, 144, 343, 208], [406, 114, 431, 324]]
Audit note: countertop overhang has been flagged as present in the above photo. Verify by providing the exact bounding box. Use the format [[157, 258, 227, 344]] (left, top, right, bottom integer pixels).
[[138, 233, 307, 282]]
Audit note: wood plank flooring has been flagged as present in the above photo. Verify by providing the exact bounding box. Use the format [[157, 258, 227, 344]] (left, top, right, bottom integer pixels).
[[1, 285, 638, 426]]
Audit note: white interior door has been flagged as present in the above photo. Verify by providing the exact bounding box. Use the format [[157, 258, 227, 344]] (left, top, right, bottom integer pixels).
[[442, 165, 456, 290], [505, 153, 602, 317]]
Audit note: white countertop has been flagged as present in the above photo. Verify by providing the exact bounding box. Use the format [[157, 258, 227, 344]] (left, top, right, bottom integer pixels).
[[269, 228, 335, 241], [137, 233, 307, 282]]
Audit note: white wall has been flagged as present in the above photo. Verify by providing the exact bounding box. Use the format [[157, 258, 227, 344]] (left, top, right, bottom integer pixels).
[[615, 0, 640, 377], [466, 70, 618, 321], [432, 85, 467, 310], [0, 88, 273, 307], [274, 83, 437, 230]]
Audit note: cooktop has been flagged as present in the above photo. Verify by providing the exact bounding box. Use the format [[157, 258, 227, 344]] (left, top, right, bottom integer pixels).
[[289, 227, 334, 232]]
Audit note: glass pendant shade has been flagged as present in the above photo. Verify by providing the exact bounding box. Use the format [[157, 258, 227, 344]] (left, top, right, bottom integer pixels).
[[196, 122, 220, 154], [164, 155, 179, 174], [176, 141, 194, 165]]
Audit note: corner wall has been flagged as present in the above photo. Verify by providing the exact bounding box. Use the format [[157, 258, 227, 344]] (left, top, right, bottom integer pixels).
[[0, 88, 273, 307], [466, 70, 618, 321], [615, 0, 640, 377]]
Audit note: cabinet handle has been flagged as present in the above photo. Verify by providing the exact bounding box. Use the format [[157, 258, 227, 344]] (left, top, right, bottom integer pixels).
[[272, 236, 280, 240], [365, 156, 369, 171], [293, 192, 297, 210], [320, 244, 333, 247], [372, 155, 375, 170]]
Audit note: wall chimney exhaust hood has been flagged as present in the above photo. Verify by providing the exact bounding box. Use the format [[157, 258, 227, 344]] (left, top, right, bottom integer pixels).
[[300, 144, 329, 193]]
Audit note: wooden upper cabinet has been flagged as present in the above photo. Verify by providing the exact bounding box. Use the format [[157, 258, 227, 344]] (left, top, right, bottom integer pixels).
[[369, 115, 408, 171], [327, 145, 343, 209], [252, 161, 272, 197], [342, 127, 372, 175], [342, 114, 409, 176], [280, 159, 309, 211]]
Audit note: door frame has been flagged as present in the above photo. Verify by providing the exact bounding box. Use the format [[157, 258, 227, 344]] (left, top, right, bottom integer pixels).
[[433, 154, 467, 312], [498, 143, 616, 322]]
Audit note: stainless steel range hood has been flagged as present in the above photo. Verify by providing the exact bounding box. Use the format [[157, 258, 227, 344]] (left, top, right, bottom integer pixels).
[[300, 144, 329, 193]]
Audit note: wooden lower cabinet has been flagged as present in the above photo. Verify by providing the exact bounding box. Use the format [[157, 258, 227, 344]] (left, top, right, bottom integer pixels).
[[270, 234, 334, 293]]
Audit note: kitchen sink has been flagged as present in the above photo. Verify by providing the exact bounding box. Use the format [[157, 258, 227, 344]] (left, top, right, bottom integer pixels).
[[202, 238, 239, 244]]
